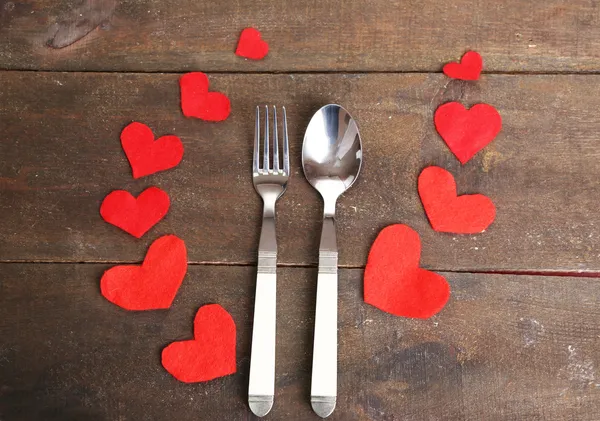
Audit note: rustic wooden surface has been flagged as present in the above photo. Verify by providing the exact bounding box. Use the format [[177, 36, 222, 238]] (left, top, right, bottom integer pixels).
[[3, 0, 600, 72], [1, 265, 599, 420], [1, 72, 599, 272], [2, 0, 600, 420]]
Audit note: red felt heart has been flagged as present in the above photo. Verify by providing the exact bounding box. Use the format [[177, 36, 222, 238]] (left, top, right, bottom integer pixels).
[[434, 102, 502, 164], [100, 187, 170, 238], [100, 235, 187, 310], [121, 122, 184, 179], [443, 51, 483, 80], [235, 27, 269, 60], [364, 224, 450, 319], [180, 72, 231, 122], [162, 304, 236, 383], [418, 166, 496, 234]]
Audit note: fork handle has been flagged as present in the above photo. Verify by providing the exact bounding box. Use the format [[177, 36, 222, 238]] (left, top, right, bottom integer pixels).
[[311, 216, 338, 418], [248, 215, 277, 417]]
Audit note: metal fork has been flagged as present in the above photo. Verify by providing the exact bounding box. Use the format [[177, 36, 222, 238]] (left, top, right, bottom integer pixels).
[[248, 106, 289, 417]]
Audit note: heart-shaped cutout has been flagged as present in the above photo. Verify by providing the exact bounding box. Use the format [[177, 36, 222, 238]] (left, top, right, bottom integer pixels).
[[235, 27, 269, 60], [100, 186, 170, 238], [364, 224, 450, 319], [434, 102, 502, 164], [121, 122, 184, 179], [418, 166, 496, 234], [180, 72, 231, 122], [162, 304, 236, 383], [443, 51, 482, 80], [100, 235, 187, 310]]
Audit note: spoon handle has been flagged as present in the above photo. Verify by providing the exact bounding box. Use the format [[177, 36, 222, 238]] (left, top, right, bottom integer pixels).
[[311, 216, 338, 418]]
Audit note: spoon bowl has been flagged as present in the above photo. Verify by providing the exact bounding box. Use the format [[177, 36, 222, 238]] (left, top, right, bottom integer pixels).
[[302, 104, 362, 212]]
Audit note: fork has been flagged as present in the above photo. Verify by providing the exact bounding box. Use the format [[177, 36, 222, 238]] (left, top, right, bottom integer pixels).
[[248, 105, 289, 417]]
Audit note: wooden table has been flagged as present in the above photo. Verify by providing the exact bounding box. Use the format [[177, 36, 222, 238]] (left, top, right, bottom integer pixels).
[[2, 1, 600, 420]]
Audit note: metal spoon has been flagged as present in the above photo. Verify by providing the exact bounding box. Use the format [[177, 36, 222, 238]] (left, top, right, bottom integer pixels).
[[302, 104, 363, 418]]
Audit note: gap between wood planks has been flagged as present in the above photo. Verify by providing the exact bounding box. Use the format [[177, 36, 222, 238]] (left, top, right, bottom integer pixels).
[[5, 68, 600, 76], [1, 260, 599, 278]]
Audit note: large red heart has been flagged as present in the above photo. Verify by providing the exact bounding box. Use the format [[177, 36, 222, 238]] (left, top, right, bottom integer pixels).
[[235, 27, 269, 60], [100, 186, 170, 238], [418, 166, 496, 234], [180, 72, 231, 122], [434, 102, 502, 164], [100, 235, 187, 310], [121, 122, 184, 179], [364, 224, 450, 319], [162, 304, 236, 383], [443, 51, 482, 80]]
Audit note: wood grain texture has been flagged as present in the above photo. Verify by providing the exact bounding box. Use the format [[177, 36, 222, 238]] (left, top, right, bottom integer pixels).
[[1, 71, 599, 272], [0, 263, 599, 420], [45, 0, 117, 49], [2, 0, 600, 72]]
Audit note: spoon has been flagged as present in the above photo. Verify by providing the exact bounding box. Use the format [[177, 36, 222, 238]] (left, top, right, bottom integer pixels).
[[302, 104, 363, 418]]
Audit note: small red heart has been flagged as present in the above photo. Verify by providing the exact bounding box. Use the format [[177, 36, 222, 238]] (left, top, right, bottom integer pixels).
[[418, 166, 496, 234], [180, 72, 231, 122], [443, 51, 483, 80], [121, 122, 184, 179], [162, 304, 236, 383], [100, 187, 170, 238], [364, 224, 450, 319], [235, 27, 269, 60], [434, 102, 502, 164], [100, 235, 187, 310]]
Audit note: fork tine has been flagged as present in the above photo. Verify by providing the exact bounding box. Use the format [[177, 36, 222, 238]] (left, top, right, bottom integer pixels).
[[282, 106, 290, 175], [254, 106, 260, 173], [263, 106, 270, 171], [272, 106, 279, 172]]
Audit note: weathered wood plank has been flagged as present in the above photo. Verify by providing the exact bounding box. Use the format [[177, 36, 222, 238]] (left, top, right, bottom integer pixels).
[[1, 264, 599, 420], [1, 72, 599, 271], [2, 0, 600, 72]]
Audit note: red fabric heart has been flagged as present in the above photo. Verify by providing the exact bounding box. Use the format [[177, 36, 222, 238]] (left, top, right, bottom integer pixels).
[[121, 122, 184, 179], [418, 166, 496, 234], [180, 72, 231, 122], [162, 304, 236, 383], [235, 27, 269, 60], [443, 51, 483, 80], [364, 224, 450, 319], [100, 235, 187, 310], [100, 187, 170, 238], [434, 102, 502, 164]]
